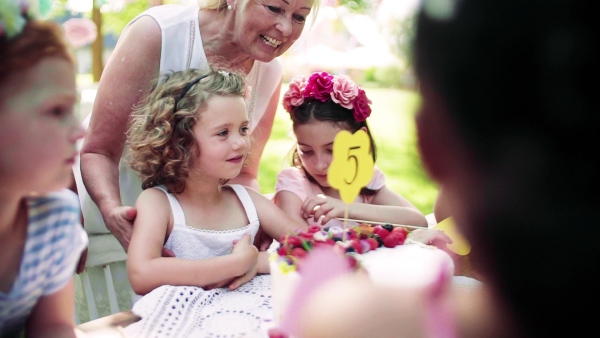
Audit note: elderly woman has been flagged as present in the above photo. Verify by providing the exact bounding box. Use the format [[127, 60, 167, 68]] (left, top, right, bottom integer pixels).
[[74, 0, 319, 319]]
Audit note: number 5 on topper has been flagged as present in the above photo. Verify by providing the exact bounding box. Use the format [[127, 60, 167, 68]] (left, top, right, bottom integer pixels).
[[328, 130, 374, 238]]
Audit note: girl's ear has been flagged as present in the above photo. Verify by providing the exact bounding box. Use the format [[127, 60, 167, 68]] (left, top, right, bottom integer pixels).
[[359, 126, 368, 134]]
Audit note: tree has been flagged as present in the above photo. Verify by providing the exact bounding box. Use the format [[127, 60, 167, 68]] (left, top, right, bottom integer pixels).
[[91, 4, 103, 82], [49, 0, 164, 82]]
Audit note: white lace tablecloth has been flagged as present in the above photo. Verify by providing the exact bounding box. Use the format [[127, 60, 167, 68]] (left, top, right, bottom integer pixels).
[[123, 275, 275, 337]]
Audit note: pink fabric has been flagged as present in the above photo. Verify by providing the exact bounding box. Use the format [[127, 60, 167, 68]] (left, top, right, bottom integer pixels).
[[277, 246, 353, 337], [275, 166, 386, 228]]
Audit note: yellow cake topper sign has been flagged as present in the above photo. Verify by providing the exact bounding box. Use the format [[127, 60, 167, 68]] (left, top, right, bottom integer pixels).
[[433, 217, 471, 255], [328, 130, 374, 204]]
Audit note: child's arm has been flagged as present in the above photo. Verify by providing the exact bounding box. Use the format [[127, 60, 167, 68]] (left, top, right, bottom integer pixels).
[[272, 168, 314, 227], [26, 279, 78, 338], [273, 190, 311, 226], [127, 189, 258, 295], [248, 188, 309, 241], [303, 186, 428, 227]]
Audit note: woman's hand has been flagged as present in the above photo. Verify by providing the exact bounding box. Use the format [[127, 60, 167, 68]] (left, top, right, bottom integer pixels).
[[302, 194, 346, 225], [105, 206, 137, 252]]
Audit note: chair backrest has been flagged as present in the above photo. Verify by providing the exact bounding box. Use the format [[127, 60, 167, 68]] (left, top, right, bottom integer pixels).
[[74, 233, 137, 325], [72, 110, 139, 324], [426, 212, 437, 228]]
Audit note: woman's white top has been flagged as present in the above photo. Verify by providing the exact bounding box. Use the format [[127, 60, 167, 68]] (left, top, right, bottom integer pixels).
[[75, 4, 283, 236]]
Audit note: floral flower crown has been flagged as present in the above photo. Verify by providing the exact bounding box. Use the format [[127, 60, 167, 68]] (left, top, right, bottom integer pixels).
[[282, 71, 373, 122], [0, 0, 52, 40]]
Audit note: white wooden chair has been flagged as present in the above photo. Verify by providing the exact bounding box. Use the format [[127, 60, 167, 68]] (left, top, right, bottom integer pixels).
[[72, 111, 139, 324], [426, 213, 438, 227], [74, 234, 137, 325]]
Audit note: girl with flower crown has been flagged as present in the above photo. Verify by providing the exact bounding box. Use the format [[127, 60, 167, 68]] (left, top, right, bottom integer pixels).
[[0, 1, 88, 336], [274, 72, 444, 235]]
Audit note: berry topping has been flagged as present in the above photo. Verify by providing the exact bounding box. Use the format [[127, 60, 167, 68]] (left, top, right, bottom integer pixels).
[[382, 223, 394, 232], [275, 224, 409, 274]]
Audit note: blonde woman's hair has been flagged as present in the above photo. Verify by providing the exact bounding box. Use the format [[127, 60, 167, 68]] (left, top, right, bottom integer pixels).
[[200, 0, 321, 21], [127, 68, 247, 193], [199, 0, 227, 10]]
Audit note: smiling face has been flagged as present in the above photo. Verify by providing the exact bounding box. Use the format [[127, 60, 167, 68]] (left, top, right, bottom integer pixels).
[[193, 95, 250, 180], [232, 0, 314, 62], [0, 57, 84, 196], [294, 120, 346, 188]]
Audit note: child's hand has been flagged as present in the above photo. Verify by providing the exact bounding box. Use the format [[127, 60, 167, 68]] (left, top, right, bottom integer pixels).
[[204, 277, 236, 290], [228, 264, 259, 290], [409, 229, 452, 250], [162, 246, 176, 257], [232, 234, 259, 270], [302, 194, 346, 225], [76, 247, 88, 274], [253, 227, 274, 251]]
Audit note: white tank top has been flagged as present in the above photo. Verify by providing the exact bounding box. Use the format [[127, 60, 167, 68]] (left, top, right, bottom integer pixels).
[[155, 184, 260, 260]]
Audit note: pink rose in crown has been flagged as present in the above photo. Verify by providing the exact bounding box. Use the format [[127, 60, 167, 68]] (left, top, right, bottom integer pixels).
[[282, 76, 307, 113], [353, 88, 372, 122], [304, 72, 334, 102], [330, 76, 358, 109]]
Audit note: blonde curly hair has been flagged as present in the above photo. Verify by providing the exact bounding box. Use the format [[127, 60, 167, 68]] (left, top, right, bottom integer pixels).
[[127, 68, 247, 193]]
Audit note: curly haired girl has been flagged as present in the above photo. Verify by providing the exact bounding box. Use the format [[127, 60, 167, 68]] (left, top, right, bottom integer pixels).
[[126, 68, 307, 295]]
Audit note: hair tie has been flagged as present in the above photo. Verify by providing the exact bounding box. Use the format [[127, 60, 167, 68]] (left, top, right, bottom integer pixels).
[[173, 73, 211, 113]]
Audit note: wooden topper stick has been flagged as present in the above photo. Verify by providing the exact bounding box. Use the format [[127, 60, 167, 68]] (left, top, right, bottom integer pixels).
[[336, 218, 426, 231], [342, 206, 350, 242]]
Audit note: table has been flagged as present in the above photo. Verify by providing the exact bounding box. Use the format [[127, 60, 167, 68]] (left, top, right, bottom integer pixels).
[[122, 275, 275, 337], [76, 275, 276, 337], [76, 245, 480, 337]]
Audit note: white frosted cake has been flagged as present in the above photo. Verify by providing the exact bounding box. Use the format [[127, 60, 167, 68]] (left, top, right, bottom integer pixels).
[[270, 224, 455, 324]]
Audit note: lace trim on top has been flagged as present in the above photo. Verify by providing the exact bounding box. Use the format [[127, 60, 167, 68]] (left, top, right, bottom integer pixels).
[[171, 223, 254, 234]]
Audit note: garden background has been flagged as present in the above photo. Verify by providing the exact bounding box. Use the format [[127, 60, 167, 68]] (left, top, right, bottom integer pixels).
[[59, 0, 440, 214]]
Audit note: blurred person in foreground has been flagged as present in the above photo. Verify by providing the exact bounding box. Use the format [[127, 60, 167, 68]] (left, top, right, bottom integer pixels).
[[0, 1, 88, 336], [291, 0, 598, 336]]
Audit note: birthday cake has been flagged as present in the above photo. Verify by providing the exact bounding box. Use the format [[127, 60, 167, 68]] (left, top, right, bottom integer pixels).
[[269, 224, 455, 324]]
